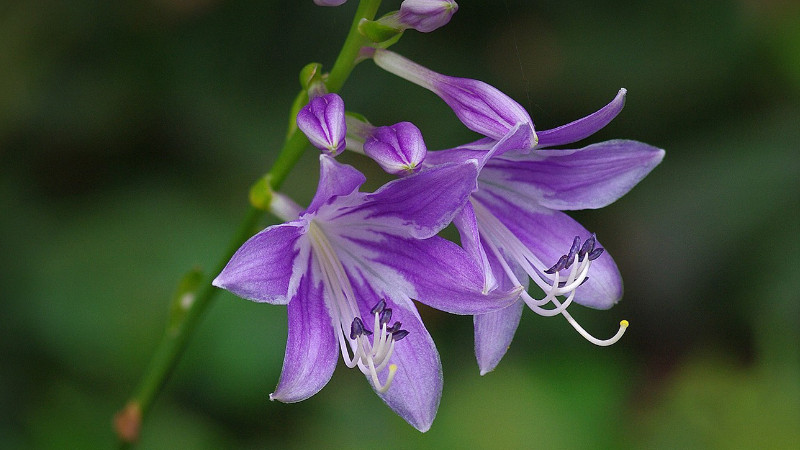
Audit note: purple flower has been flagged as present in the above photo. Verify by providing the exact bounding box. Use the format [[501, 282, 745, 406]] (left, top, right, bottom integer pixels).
[[363, 121, 427, 175], [370, 48, 537, 152], [425, 90, 664, 374], [213, 155, 519, 431], [377, 0, 459, 33], [296, 93, 347, 156]]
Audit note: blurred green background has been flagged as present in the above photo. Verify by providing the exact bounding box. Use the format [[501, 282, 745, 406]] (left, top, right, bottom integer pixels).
[[2, 0, 799, 448]]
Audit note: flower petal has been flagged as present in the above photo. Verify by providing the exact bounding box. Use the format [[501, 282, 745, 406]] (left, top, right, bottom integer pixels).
[[348, 277, 442, 432], [474, 193, 623, 309], [212, 223, 306, 304], [453, 202, 497, 293], [474, 300, 524, 375], [376, 304, 441, 432], [337, 231, 520, 315], [474, 246, 528, 374], [306, 154, 367, 214], [536, 88, 627, 148], [329, 160, 479, 240], [480, 140, 665, 211], [269, 261, 339, 403]]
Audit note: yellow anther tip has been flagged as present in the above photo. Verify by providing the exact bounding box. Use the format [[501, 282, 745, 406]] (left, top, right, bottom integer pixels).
[[389, 364, 398, 372], [620, 320, 629, 328]]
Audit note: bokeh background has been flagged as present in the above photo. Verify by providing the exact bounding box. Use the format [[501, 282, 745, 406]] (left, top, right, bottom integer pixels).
[[2, 0, 799, 448]]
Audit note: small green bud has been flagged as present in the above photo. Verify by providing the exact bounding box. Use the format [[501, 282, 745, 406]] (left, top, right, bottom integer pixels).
[[167, 268, 204, 333], [299, 62, 324, 90], [358, 18, 403, 45], [249, 174, 273, 211]]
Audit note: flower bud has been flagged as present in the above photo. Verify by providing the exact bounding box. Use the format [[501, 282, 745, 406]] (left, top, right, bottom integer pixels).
[[395, 0, 458, 33], [296, 93, 347, 156], [363, 122, 427, 176]]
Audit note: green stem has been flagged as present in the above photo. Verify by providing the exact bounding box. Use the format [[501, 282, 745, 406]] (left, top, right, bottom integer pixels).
[[326, 0, 382, 93], [115, 0, 382, 445]]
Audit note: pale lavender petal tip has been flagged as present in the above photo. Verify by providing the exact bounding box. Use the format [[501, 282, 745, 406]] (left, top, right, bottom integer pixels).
[[474, 300, 524, 375], [536, 88, 627, 148], [212, 223, 304, 305], [363, 121, 427, 176], [296, 93, 347, 156], [306, 155, 366, 214]]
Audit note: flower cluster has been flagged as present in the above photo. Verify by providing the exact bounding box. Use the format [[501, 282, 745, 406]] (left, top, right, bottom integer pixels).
[[214, 1, 663, 432]]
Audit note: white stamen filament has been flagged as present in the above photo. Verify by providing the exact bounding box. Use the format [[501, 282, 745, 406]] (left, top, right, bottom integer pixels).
[[308, 220, 400, 392], [472, 199, 627, 346]]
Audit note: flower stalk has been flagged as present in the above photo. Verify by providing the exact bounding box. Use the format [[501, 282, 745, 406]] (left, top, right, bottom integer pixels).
[[114, 0, 383, 445]]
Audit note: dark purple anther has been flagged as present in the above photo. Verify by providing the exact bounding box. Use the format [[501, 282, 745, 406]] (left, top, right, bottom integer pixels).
[[566, 236, 581, 268], [371, 299, 387, 315], [545, 254, 569, 274], [350, 317, 365, 340], [392, 330, 410, 341], [379, 308, 393, 327], [579, 234, 597, 260], [387, 322, 402, 334], [588, 247, 605, 261]]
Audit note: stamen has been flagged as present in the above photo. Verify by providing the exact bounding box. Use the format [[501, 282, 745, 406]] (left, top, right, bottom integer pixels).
[[469, 200, 627, 347], [565, 236, 581, 269], [392, 330, 409, 341], [578, 233, 596, 261], [308, 223, 405, 392], [350, 317, 365, 340], [379, 308, 393, 327], [371, 299, 386, 315]]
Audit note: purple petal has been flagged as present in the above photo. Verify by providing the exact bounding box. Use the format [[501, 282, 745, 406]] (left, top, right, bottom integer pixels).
[[306, 155, 366, 214], [314, 0, 347, 5], [536, 88, 627, 148], [474, 300, 524, 375], [372, 49, 534, 146], [473, 194, 623, 309], [212, 223, 305, 304], [425, 146, 488, 167], [453, 202, 497, 293], [424, 122, 536, 170], [339, 160, 479, 240], [355, 233, 520, 315], [473, 245, 529, 374], [435, 77, 533, 144], [479, 140, 665, 211], [269, 260, 339, 403], [347, 276, 442, 432]]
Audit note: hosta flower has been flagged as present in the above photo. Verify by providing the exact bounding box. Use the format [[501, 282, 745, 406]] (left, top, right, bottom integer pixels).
[[213, 155, 519, 430], [369, 48, 537, 152], [425, 90, 665, 374]]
